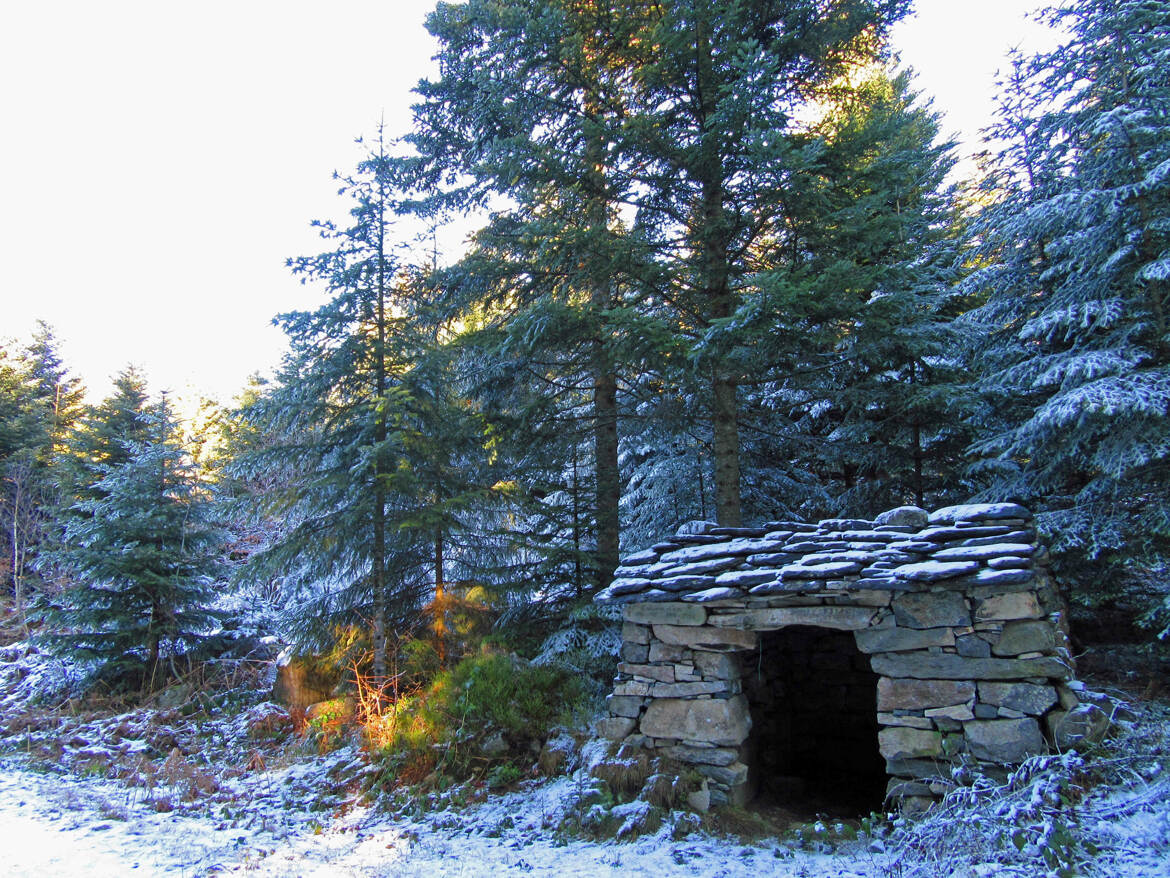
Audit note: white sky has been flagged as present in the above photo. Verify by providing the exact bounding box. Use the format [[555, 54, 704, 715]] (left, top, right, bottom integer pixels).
[[0, 0, 1057, 407]]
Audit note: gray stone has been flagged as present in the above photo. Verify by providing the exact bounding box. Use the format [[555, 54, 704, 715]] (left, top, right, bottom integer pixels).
[[656, 575, 719, 593], [892, 591, 971, 628], [648, 641, 687, 663], [929, 503, 1033, 524], [854, 626, 955, 653], [606, 695, 644, 718], [918, 525, 1013, 542], [651, 681, 727, 697], [596, 717, 636, 740], [988, 557, 1031, 570], [975, 592, 1043, 622], [956, 634, 992, 658], [607, 577, 656, 595], [681, 587, 744, 603], [661, 745, 741, 766], [696, 761, 749, 788], [693, 652, 739, 680], [877, 678, 975, 711], [893, 560, 981, 582], [993, 620, 1057, 656], [870, 652, 1071, 681], [621, 642, 649, 663], [965, 718, 1046, 763], [885, 759, 952, 781], [622, 548, 660, 566], [624, 603, 706, 626], [1047, 704, 1110, 749], [640, 695, 751, 746], [652, 624, 757, 651], [886, 778, 934, 799], [613, 681, 651, 696], [746, 552, 802, 566], [877, 712, 934, 729], [972, 569, 1035, 587], [978, 682, 1058, 715], [659, 557, 743, 578], [621, 622, 651, 644], [875, 506, 930, 529], [780, 561, 865, 579], [925, 703, 975, 721], [710, 605, 878, 631], [933, 543, 1035, 562], [714, 569, 777, 588], [887, 540, 938, 553], [618, 662, 674, 683], [879, 727, 943, 760], [974, 703, 999, 719]]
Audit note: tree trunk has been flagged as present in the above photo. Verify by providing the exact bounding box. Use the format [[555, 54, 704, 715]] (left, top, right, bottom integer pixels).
[[593, 367, 620, 589], [434, 527, 447, 667], [583, 78, 621, 591], [711, 375, 742, 526], [371, 159, 389, 681]]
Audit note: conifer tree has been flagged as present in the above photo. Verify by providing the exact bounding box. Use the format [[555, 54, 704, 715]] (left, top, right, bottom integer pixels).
[[50, 401, 219, 685], [234, 135, 507, 675], [964, 0, 1170, 624]]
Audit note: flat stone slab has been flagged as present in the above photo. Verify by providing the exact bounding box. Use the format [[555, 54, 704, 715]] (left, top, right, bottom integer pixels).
[[879, 727, 943, 760], [709, 605, 879, 631], [893, 560, 981, 581], [659, 557, 743, 577], [993, 620, 1057, 656], [933, 543, 1035, 561], [878, 678, 975, 711], [623, 603, 706, 626], [855, 626, 956, 653], [780, 560, 865, 579], [640, 695, 751, 746], [870, 652, 1071, 681], [655, 574, 718, 593], [681, 587, 745, 603], [975, 592, 1043, 622], [892, 591, 971, 629], [965, 717, 1045, 762], [715, 569, 778, 588], [653, 624, 758, 651], [978, 682, 1059, 714], [928, 503, 1033, 524]]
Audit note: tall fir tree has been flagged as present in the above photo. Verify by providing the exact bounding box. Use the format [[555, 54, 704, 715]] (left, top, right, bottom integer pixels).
[[49, 400, 220, 686], [963, 0, 1170, 628]]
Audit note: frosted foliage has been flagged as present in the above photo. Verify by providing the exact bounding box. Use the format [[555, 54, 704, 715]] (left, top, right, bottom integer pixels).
[[964, 0, 1170, 580]]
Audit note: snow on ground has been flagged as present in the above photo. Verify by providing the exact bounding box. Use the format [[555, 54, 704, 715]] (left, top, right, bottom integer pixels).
[[0, 760, 891, 877]]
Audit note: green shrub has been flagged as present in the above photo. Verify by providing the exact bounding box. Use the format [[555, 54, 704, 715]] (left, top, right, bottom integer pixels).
[[368, 649, 586, 788]]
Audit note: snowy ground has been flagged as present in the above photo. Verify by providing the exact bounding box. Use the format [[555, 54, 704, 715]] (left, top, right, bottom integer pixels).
[[0, 757, 892, 877], [2, 640, 1168, 877]]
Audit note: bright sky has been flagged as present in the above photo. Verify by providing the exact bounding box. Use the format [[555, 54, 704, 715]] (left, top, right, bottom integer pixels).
[[0, 0, 1057, 407]]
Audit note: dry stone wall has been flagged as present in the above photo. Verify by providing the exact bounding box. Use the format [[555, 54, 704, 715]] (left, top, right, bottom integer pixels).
[[595, 503, 1084, 811]]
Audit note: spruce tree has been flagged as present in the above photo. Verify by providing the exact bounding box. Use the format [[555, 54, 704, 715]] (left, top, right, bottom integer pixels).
[[964, 0, 1170, 626], [50, 401, 220, 686], [234, 136, 508, 675]]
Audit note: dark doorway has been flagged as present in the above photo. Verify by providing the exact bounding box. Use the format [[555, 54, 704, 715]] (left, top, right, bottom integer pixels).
[[738, 626, 886, 817]]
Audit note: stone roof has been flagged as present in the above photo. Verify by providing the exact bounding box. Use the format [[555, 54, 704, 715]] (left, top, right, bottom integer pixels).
[[595, 503, 1037, 605]]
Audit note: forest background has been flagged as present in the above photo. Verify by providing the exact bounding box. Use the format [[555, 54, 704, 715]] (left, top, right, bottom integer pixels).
[[1, 0, 1167, 689]]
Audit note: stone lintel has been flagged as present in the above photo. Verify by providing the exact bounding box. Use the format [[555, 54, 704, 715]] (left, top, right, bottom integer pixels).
[[652, 624, 757, 651], [871, 652, 1071, 681], [707, 605, 878, 631], [624, 602, 707, 626]]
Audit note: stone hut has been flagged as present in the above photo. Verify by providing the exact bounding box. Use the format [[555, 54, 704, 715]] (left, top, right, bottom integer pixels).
[[594, 503, 1089, 812]]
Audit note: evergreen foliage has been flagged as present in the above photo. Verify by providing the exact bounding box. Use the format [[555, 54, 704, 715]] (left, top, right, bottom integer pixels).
[[963, 0, 1170, 626], [49, 401, 220, 683]]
